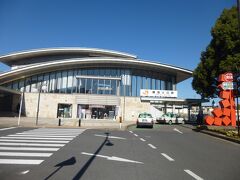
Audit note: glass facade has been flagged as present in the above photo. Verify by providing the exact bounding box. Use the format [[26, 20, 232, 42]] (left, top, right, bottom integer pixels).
[[4, 68, 176, 97]]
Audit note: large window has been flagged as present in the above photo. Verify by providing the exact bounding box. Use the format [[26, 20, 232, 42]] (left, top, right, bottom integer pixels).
[[3, 68, 175, 97]]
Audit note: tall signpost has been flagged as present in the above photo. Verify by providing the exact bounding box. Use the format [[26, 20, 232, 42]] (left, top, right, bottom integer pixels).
[[205, 73, 236, 126]]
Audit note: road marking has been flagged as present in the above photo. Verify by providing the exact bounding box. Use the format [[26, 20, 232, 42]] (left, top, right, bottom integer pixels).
[[81, 152, 143, 164], [134, 134, 138, 137], [161, 153, 175, 161], [0, 142, 65, 147], [148, 144, 157, 149], [16, 133, 80, 136], [20, 170, 30, 174], [184, 170, 204, 180], [140, 138, 146, 142], [8, 134, 75, 138], [0, 139, 70, 143], [0, 137, 73, 140], [0, 152, 52, 157], [30, 129, 83, 132], [0, 159, 44, 165], [94, 134, 126, 140], [0, 127, 16, 131], [27, 131, 82, 133], [0, 147, 59, 151], [173, 128, 183, 134], [129, 131, 133, 133]]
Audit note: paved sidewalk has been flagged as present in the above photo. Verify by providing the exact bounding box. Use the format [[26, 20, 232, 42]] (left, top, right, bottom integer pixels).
[[0, 117, 135, 130]]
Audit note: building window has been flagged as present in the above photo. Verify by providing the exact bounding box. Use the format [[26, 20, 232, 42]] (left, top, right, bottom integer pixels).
[[56, 72, 62, 93], [49, 72, 56, 93], [61, 71, 67, 93], [57, 104, 72, 118]]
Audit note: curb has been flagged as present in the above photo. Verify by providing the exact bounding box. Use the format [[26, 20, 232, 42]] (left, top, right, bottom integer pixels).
[[180, 124, 240, 144], [195, 129, 240, 144]]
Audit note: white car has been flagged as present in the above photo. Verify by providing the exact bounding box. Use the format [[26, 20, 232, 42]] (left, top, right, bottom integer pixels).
[[136, 113, 154, 128], [157, 113, 185, 125]]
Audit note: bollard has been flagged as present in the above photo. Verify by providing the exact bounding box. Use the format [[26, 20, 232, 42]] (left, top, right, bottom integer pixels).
[[79, 119, 81, 127], [58, 118, 61, 126], [119, 117, 122, 129]]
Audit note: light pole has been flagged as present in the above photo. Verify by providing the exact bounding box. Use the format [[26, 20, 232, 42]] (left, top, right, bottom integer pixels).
[[36, 82, 46, 126], [17, 87, 24, 126], [121, 74, 130, 122]]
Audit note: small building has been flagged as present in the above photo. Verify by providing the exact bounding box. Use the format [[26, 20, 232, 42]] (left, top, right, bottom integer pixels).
[[0, 47, 199, 122]]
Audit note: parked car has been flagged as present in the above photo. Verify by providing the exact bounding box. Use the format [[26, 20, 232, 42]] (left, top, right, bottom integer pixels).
[[136, 112, 154, 128], [156, 113, 185, 125]]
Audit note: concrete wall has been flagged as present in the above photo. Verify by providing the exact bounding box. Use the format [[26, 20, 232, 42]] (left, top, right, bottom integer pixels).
[[23, 93, 160, 122]]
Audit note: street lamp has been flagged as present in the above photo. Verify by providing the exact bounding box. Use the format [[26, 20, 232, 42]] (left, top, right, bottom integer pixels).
[[17, 87, 24, 126], [121, 74, 131, 122], [36, 82, 47, 126]]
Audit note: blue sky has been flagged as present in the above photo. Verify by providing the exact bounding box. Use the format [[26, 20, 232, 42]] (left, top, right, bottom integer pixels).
[[0, 0, 236, 99]]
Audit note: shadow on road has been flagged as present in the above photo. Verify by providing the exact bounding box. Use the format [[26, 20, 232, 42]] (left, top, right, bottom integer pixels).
[[44, 156, 76, 180], [44, 132, 113, 180], [73, 132, 113, 180]]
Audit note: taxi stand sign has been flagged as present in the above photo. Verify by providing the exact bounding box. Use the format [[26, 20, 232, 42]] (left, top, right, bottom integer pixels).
[[221, 82, 236, 90]]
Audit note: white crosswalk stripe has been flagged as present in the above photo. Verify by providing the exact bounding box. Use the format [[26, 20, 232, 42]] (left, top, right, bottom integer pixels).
[[0, 139, 70, 143], [0, 137, 74, 140], [0, 128, 85, 165]]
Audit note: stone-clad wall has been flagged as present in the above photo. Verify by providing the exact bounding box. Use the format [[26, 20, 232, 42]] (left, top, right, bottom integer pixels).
[[23, 93, 77, 118], [119, 97, 152, 121], [22, 93, 155, 121]]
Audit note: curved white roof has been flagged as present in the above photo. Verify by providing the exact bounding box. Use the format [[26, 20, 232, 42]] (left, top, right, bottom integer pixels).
[[0, 47, 137, 66], [0, 57, 192, 85]]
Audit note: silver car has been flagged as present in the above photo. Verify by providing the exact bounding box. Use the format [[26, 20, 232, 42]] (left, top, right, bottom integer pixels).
[[136, 113, 154, 128]]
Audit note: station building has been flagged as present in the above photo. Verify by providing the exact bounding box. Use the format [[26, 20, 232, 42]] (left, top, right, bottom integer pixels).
[[0, 48, 197, 122]]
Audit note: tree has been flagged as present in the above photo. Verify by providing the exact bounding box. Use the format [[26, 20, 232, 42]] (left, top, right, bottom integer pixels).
[[192, 6, 240, 98]]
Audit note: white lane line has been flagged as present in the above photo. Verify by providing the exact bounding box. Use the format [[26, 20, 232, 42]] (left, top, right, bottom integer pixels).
[[0, 139, 69, 143], [133, 134, 138, 137], [184, 170, 204, 180], [94, 134, 126, 140], [0, 127, 16, 131], [0, 152, 52, 157], [0, 137, 73, 140], [148, 144, 157, 149], [140, 138, 146, 142], [129, 131, 133, 133], [20, 170, 30, 174], [0, 142, 65, 147], [0, 159, 44, 165], [0, 147, 59, 151], [173, 128, 183, 134], [8, 134, 75, 138], [161, 153, 175, 161]]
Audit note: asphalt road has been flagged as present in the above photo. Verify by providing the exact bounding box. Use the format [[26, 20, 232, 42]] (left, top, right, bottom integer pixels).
[[0, 125, 239, 180]]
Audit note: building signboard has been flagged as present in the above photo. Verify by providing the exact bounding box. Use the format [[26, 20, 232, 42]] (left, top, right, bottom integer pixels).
[[140, 89, 178, 98]]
